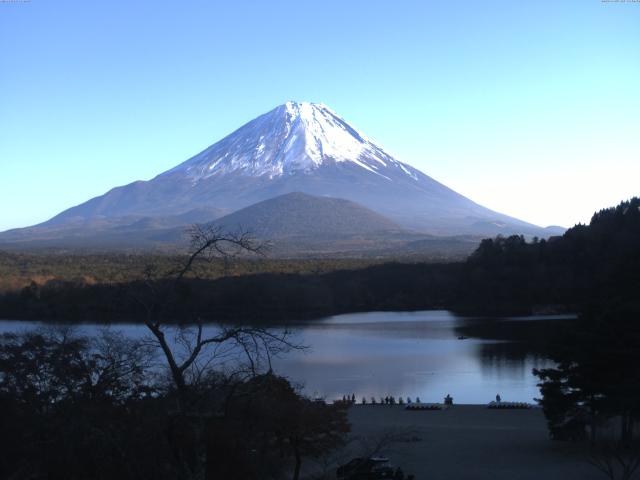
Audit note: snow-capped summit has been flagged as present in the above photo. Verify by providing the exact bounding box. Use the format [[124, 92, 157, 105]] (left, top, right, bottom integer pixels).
[[165, 101, 417, 181]]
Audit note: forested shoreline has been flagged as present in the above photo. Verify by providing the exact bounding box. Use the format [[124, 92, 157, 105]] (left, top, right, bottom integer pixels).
[[1, 198, 637, 324]]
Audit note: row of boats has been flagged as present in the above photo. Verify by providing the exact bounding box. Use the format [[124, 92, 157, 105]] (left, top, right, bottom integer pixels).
[[405, 401, 533, 410]]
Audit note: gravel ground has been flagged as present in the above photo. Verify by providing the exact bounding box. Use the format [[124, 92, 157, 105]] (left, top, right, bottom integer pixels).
[[339, 404, 602, 480]]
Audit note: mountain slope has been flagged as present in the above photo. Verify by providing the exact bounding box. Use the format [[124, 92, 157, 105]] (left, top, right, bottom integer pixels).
[[3, 101, 558, 247], [0, 208, 225, 248], [0, 193, 481, 258]]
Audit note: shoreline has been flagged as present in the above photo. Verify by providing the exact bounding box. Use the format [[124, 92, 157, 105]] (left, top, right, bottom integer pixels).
[[343, 402, 542, 407]]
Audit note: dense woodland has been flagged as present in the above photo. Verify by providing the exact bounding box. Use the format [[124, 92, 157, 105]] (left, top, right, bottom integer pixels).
[[0, 253, 393, 293], [529, 199, 640, 461]]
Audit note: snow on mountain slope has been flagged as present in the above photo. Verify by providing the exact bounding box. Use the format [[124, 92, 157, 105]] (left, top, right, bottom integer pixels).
[[164, 101, 417, 181]]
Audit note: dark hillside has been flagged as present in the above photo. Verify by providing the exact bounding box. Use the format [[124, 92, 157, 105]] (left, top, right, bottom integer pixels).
[[213, 192, 402, 238]]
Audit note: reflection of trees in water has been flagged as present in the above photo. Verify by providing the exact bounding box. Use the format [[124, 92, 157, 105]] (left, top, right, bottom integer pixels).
[[479, 340, 545, 360], [455, 317, 566, 384], [454, 317, 575, 343], [454, 315, 578, 380], [477, 341, 553, 380]]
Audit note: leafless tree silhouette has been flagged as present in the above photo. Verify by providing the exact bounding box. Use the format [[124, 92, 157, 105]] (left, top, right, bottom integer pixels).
[[589, 440, 640, 480], [132, 225, 301, 408]]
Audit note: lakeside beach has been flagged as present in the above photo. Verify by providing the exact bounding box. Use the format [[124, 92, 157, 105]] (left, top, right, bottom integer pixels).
[[341, 405, 600, 480]]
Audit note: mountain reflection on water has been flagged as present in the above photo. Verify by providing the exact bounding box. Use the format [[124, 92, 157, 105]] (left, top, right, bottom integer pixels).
[[0, 310, 574, 404]]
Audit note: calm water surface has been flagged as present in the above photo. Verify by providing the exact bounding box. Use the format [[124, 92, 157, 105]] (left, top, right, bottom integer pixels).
[[0, 310, 570, 404]]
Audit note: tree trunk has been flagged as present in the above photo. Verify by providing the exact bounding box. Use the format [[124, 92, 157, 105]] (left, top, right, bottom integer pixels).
[[620, 412, 634, 446], [292, 438, 302, 480], [145, 321, 187, 394]]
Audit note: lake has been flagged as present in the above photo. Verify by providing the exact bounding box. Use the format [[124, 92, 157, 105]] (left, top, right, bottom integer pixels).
[[0, 310, 572, 404]]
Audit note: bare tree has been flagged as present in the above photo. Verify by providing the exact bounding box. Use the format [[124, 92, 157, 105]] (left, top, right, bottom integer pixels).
[[133, 225, 300, 407], [589, 440, 640, 480], [314, 428, 419, 480], [353, 427, 421, 459]]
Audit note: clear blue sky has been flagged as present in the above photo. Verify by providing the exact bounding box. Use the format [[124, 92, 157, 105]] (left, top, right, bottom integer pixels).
[[1, 0, 638, 231]]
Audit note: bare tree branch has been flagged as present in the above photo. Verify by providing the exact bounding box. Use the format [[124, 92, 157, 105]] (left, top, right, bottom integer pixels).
[[130, 224, 302, 412], [588, 440, 640, 480], [174, 224, 265, 281]]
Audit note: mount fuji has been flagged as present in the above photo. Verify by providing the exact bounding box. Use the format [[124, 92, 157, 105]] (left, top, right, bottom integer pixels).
[[0, 101, 561, 251]]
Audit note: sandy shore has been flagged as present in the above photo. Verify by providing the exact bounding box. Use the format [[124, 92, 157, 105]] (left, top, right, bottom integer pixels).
[[341, 404, 600, 480]]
